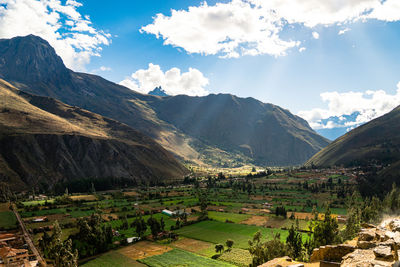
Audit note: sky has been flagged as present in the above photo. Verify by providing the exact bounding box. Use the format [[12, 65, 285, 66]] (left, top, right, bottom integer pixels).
[[1, 0, 400, 140]]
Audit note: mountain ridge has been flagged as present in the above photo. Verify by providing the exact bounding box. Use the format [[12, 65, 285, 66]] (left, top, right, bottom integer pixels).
[[0, 78, 188, 190], [0, 35, 330, 166]]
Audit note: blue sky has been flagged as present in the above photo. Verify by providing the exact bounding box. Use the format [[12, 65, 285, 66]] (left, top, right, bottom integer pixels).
[[1, 0, 400, 139]]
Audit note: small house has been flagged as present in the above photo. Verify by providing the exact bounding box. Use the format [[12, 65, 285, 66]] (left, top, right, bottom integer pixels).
[[162, 209, 174, 217], [32, 217, 48, 223]]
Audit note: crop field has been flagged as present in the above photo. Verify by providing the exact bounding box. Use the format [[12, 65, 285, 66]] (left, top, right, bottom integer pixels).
[[82, 251, 145, 267], [175, 220, 307, 249], [69, 195, 97, 201], [0, 203, 10, 212], [118, 241, 172, 260], [169, 238, 214, 255], [139, 249, 235, 267], [0, 211, 17, 230], [219, 248, 252, 267], [22, 199, 55, 206], [208, 211, 251, 223]]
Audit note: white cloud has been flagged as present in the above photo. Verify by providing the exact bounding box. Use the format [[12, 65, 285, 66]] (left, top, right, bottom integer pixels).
[[0, 0, 110, 71], [142, 0, 400, 58], [141, 1, 300, 58], [299, 47, 306, 52], [119, 63, 209, 96], [312, 31, 319, 39], [338, 28, 351, 35], [298, 82, 400, 130]]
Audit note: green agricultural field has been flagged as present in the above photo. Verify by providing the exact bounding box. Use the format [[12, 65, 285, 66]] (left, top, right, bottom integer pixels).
[[219, 248, 252, 267], [139, 249, 235, 267], [82, 251, 144, 267], [22, 199, 55, 206], [208, 211, 251, 223], [175, 220, 307, 249], [0, 211, 18, 230]]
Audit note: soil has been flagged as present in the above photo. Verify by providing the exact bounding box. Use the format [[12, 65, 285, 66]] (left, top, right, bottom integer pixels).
[[118, 241, 172, 260]]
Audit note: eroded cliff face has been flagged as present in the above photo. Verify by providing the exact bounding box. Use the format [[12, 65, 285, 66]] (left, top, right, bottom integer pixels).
[[0, 79, 188, 190], [0, 134, 187, 190]]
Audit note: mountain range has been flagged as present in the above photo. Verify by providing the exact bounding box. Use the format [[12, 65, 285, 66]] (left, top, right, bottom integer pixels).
[[0, 35, 329, 167], [0, 79, 187, 190]]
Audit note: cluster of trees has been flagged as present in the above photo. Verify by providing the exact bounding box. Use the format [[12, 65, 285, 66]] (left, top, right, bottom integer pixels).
[[214, 239, 235, 257], [39, 221, 78, 267], [70, 213, 113, 258]]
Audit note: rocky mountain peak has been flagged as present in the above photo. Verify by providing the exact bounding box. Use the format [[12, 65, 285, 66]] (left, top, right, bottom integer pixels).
[[0, 35, 69, 83]]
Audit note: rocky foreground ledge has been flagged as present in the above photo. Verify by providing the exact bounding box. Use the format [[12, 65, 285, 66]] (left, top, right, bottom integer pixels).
[[261, 218, 400, 267]]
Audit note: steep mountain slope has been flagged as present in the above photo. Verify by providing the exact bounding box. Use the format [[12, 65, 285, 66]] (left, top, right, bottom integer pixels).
[[0, 35, 329, 166], [149, 94, 329, 165], [0, 79, 187, 190], [306, 106, 400, 167]]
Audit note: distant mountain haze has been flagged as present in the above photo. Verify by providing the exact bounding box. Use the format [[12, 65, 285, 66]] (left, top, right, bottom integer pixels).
[[0, 35, 329, 167], [0, 79, 188, 189]]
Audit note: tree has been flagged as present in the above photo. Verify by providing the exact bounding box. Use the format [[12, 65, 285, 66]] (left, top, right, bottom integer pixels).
[[133, 216, 147, 237], [121, 215, 129, 230], [313, 208, 340, 248], [248, 231, 287, 266], [147, 217, 161, 237], [226, 239, 234, 251], [160, 217, 165, 232], [215, 244, 224, 254], [286, 224, 302, 260], [39, 221, 78, 266]]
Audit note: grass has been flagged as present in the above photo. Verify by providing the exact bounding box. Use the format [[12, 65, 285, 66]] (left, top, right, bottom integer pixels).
[[208, 211, 251, 223], [175, 220, 307, 249], [139, 249, 235, 267], [82, 251, 144, 267], [0, 211, 18, 230]]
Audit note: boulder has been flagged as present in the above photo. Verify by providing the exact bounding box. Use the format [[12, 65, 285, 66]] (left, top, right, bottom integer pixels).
[[389, 220, 400, 232], [373, 245, 394, 261], [310, 244, 356, 262], [359, 228, 377, 241], [357, 240, 377, 249]]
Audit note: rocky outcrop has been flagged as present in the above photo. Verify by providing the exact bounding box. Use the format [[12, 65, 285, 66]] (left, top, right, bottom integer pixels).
[[310, 244, 355, 262], [311, 218, 400, 266]]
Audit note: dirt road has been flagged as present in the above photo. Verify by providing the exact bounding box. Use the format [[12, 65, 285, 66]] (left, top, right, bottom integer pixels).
[[11, 203, 47, 266]]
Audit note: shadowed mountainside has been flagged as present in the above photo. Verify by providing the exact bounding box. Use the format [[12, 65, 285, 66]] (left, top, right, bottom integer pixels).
[[0, 35, 329, 166], [306, 105, 400, 168], [0, 79, 187, 190]]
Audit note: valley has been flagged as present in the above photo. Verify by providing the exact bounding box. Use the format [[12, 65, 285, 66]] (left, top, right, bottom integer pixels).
[[1, 167, 356, 266]]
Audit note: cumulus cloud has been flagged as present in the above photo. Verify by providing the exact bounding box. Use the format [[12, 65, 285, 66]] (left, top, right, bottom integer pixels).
[[142, 0, 400, 58], [312, 31, 319, 39], [141, 1, 300, 58], [119, 63, 209, 96], [0, 0, 110, 71], [298, 82, 400, 130]]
